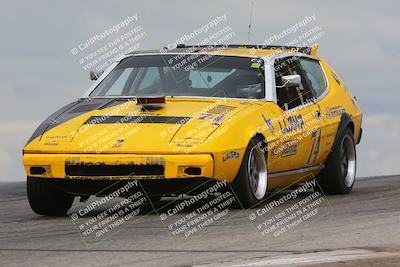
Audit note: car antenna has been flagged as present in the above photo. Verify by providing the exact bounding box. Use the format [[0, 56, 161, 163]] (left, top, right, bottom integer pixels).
[[247, 0, 255, 44]]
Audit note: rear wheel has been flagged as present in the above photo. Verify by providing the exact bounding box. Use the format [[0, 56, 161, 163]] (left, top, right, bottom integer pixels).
[[27, 177, 74, 216], [316, 128, 356, 194], [232, 137, 268, 207]]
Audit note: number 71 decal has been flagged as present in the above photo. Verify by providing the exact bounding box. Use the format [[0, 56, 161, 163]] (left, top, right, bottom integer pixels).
[[307, 128, 321, 164]]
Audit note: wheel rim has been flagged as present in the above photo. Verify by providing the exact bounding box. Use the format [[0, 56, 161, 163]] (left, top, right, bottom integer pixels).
[[247, 145, 268, 200], [340, 135, 356, 187]]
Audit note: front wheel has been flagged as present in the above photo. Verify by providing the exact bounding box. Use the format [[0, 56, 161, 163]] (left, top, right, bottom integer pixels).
[[27, 177, 74, 216], [232, 137, 268, 207], [316, 128, 356, 194]]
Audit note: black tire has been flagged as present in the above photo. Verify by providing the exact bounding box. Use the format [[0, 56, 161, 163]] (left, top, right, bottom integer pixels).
[[232, 137, 268, 208], [27, 177, 74, 216], [316, 128, 356, 194]]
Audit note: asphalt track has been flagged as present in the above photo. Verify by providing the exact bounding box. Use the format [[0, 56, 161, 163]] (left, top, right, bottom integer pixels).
[[0, 175, 399, 267]]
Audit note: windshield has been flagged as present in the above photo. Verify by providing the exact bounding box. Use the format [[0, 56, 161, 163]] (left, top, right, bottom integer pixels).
[[90, 54, 265, 99]]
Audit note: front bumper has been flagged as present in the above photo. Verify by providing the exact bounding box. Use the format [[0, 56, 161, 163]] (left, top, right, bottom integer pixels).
[[23, 153, 214, 180]]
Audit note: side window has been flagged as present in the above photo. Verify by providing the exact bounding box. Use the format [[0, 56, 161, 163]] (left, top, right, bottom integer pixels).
[[274, 57, 303, 110], [299, 58, 327, 98]]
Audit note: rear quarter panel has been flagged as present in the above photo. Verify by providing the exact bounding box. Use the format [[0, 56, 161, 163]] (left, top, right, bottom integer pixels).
[[317, 58, 363, 161]]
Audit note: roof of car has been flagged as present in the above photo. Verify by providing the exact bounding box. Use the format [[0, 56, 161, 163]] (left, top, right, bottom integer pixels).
[[128, 44, 318, 58]]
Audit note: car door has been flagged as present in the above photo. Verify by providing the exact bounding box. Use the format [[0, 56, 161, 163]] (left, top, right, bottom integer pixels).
[[269, 56, 323, 173], [298, 57, 332, 166]]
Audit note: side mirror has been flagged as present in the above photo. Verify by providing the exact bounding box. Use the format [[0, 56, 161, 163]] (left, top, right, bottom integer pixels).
[[90, 70, 104, 81], [277, 74, 301, 88]]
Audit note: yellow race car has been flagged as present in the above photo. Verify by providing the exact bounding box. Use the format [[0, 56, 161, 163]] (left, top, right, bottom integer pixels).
[[23, 44, 363, 215]]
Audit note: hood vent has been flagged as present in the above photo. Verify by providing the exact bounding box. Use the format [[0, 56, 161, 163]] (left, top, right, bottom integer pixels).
[[137, 96, 165, 111]]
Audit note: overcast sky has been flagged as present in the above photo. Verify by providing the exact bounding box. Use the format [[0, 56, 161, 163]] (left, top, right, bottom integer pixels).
[[0, 0, 399, 182]]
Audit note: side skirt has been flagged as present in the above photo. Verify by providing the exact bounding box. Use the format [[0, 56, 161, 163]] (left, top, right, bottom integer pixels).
[[268, 164, 324, 178]]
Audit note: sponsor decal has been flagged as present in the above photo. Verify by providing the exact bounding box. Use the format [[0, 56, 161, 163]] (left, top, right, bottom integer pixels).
[[197, 113, 224, 120], [197, 113, 213, 120], [281, 140, 299, 157], [262, 114, 275, 134], [45, 135, 68, 139], [278, 114, 305, 134], [140, 111, 161, 115], [251, 58, 263, 69], [222, 151, 240, 162], [212, 114, 225, 123], [207, 105, 235, 114], [197, 113, 225, 124], [315, 110, 321, 120], [44, 143, 59, 146], [311, 128, 317, 138], [113, 139, 124, 148], [326, 106, 345, 119], [176, 143, 193, 148]]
